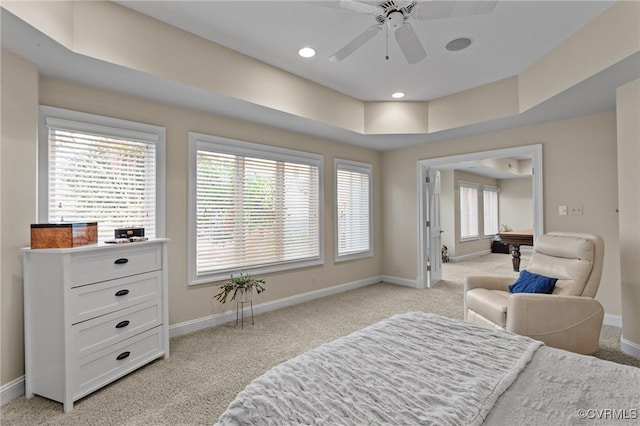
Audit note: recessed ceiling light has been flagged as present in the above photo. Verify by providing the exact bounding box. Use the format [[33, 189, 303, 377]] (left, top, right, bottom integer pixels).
[[392, 92, 405, 99], [298, 47, 316, 58], [446, 37, 472, 52]]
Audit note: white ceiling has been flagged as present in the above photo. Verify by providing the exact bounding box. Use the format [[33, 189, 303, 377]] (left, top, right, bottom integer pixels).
[[1, 0, 638, 158], [115, 1, 613, 102]]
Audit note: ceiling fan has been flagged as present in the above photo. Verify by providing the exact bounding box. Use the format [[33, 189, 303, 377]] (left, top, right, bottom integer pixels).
[[327, 0, 499, 65]]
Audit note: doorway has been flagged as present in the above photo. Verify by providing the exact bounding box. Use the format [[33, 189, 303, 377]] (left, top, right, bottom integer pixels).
[[417, 144, 543, 288]]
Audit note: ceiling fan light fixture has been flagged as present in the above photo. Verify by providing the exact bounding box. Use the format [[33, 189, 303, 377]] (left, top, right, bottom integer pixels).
[[298, 47, 316, 58], [392, 92, 405, 99], [445, 37, 472, 52], [386, 11, 405, 30]]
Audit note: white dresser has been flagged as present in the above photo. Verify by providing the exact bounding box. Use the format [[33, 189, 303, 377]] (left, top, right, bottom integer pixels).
[[22, 239, 169, 412]]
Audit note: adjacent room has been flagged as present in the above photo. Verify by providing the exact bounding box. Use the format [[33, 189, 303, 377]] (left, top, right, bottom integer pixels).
[[2, 1, 639, 424], [425, 155, 535, 284]]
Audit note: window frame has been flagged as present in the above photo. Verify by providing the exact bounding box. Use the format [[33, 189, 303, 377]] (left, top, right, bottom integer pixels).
[[188, 132, 324, 285], [482, 185, 499, 237], [38, 105, 166, 239], [459, 181, 479, 241], [334, 158, 373, 263]]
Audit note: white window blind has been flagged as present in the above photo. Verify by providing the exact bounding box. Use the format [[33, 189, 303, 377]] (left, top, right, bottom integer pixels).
[[335, 159, 372, 261], [190, 133, 323, 283], [483, 186, 499, 236], [40, 107, 165, 242], [460, 182, 479, 239]]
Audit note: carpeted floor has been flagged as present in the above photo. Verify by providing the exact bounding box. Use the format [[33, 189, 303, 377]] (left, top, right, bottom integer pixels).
[[1, 253, 637, 425]]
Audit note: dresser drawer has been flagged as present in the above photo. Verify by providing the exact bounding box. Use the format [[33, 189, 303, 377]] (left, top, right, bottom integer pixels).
[[69, 271, 161, 324], [73, 300, 162, 357], [69, 244, 162, 287], [73, 327, 164, 400]]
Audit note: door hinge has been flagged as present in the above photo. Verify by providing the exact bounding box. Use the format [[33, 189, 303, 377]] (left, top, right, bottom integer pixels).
[[426, 265, 431, 272], [426, 176, 430, 183], [426, 221, 430, 227]]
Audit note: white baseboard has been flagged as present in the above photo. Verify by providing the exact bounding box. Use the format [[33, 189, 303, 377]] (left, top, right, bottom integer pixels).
[[449, 249, 491, 262], [603, 313, 622, 328], [621, 336, 640, 360], [380, 275, 417, 288], [1, 375, 24, 406], [169, 275, 382, 338]]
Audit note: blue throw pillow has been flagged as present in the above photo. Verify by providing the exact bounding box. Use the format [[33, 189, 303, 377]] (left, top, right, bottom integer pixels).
[[508, 270, 557, 294]]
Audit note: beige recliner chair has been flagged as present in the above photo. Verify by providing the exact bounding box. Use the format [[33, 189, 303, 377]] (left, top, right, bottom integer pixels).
[[464, 232, 605, 355]]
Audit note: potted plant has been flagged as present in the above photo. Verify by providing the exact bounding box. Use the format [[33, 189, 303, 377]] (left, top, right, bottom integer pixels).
[[213, 272, 266, 304]]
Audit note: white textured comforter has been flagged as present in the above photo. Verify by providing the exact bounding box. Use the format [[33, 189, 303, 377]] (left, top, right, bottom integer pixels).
[[216, 312, 542, 425]]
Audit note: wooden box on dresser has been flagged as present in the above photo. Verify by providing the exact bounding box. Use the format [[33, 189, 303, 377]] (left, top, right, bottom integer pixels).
[[21, 238, 169, 412]]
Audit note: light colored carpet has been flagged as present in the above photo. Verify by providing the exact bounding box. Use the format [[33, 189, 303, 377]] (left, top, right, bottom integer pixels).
[[1, 253, 637, 425]]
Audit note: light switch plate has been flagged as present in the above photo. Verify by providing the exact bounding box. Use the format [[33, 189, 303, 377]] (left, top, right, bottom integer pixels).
[[569, 205, 583, 216]]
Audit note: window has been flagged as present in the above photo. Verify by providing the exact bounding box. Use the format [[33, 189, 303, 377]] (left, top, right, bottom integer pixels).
[[459, 182, 478, 240], [483, 186, 499, 236], [189, 133, 323, 284], [38, 106, 165, 241], [335, 159, 372, 261]]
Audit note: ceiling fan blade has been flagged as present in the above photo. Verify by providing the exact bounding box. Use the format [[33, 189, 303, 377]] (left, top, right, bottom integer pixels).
[[311, 0, 382, 15], [414, 0, 498, 20], [329, 24, 382, 62], [337, 0, 384, 15], [395, 23, 427, 64]]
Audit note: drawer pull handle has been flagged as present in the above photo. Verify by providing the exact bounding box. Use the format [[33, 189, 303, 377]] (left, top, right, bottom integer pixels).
[[115, 289, 129, 297], [116, 351, 131, 361], [115, 320, 130, 329], [114, 258, 129, 265]]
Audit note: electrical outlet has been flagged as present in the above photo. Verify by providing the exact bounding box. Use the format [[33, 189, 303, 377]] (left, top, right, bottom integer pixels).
[[569, 205, 583, 216], [559, 205, 567, 216]]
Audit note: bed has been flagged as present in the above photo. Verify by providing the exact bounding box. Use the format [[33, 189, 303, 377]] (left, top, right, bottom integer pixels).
[[216, 312, 640, 425]]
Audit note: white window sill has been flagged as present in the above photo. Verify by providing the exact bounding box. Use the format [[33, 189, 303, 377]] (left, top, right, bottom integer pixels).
[[459, 237, 480, 243], [334, 251, 374, 263], [189, 258, 324, 285]]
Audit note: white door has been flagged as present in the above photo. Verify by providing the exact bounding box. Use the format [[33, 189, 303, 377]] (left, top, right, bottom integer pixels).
[[425, 169, 442, 287]]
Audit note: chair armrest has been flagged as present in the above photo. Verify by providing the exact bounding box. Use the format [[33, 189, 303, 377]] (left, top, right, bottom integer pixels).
[[464, 276, 514, 293], [506, 294, 604, 355]]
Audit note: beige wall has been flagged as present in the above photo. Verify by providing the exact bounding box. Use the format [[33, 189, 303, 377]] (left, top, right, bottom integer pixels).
[[478, 158, 532, 177], [428, 77, 519, 133], [382, 111, 621, 315], [518, 1, 640, 112], [0, 50, 39, 385], [364, 102, 429, 135], [498, 177, 533, 232], [616, 79, 640, 352]]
